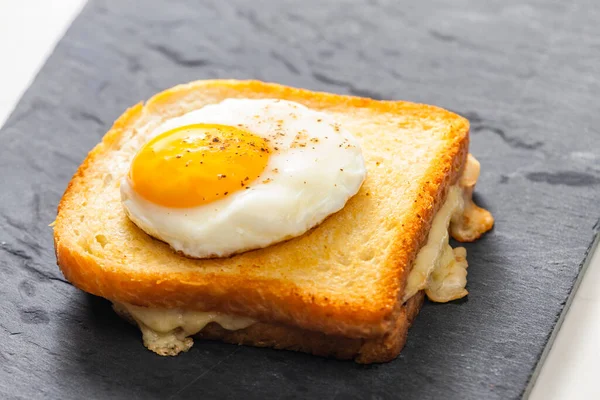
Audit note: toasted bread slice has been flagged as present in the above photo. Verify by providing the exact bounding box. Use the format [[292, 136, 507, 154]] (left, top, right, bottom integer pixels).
[[54, 80, 491, 345]]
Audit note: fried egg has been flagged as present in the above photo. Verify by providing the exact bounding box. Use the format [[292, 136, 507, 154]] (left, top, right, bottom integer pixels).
[[120, 99, 366, 258]]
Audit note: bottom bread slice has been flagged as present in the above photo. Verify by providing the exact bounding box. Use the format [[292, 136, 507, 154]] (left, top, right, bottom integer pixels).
[[115, 291, 424, 364]]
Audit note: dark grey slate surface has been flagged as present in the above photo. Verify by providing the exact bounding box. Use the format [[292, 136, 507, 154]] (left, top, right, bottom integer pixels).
[[1, 0, 599, 398]]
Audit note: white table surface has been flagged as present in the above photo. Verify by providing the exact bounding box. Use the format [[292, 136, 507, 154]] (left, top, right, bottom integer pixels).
[[1, 1, 598, 398]]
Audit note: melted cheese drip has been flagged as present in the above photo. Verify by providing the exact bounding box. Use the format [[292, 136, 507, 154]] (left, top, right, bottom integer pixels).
[[402, 185, 468, 303], [116, 303, 255, 356], [402, 154, 483, 303]]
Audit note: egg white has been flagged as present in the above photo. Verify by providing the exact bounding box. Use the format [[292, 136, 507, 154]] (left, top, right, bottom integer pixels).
[[120, 99, 366, 258]]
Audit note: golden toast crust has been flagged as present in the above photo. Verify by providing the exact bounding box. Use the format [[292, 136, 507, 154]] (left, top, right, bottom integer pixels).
[[54, 80, 477, 339]]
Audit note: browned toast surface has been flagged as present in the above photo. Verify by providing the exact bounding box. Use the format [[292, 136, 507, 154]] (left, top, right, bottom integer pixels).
[[55, 80, 474, 338]]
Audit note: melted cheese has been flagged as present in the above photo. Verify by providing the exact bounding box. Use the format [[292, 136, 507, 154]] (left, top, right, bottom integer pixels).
[[403, 154, 482, 303], [402, 185, 468, 303], [115, 303, 255, 356]]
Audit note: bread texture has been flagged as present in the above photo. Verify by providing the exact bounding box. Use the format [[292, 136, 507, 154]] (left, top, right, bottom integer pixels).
[[54, 80, 491, 346]]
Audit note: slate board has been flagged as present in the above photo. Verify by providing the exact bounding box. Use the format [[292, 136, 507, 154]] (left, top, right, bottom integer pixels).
[[1, 0, 599, 399]]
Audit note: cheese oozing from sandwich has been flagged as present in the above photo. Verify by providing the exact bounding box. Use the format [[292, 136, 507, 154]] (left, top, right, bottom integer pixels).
[[403, 154, 484, 302], [113, 303, 255, 356], [402, 185, 467, 302]]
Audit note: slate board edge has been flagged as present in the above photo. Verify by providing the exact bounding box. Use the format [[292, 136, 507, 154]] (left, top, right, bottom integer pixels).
[[523, 231, 600, 398]]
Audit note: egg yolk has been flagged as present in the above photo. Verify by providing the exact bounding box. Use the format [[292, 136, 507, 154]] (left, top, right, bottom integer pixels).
[[129, 123, 270, 208]]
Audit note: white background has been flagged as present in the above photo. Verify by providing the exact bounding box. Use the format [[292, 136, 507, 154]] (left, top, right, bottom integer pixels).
[[1, 1, 598, 398]]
